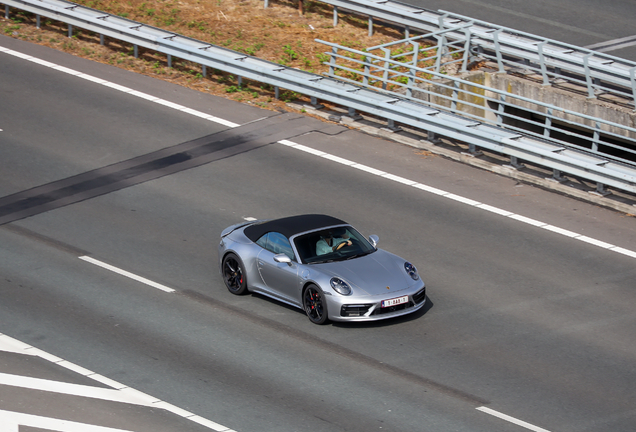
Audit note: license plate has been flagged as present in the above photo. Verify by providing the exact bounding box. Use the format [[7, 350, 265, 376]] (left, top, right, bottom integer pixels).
[[381, 295, 408, 308]]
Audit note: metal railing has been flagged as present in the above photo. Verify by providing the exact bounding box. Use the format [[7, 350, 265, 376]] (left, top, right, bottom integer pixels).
[[272, 0, 636, 107], [317, 36, 636, 166], [2, 0, 636, 196]]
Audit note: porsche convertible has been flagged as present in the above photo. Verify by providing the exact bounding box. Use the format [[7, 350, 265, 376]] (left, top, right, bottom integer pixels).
[[218, 214, 426, 324]]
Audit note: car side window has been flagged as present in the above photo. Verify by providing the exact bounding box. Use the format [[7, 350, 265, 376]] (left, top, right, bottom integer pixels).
[[256, 232, 295, 261], [256, 233, 269, 249]]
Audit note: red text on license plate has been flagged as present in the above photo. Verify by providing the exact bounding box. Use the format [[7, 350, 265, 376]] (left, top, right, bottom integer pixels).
[[381, 295, 408, 308]]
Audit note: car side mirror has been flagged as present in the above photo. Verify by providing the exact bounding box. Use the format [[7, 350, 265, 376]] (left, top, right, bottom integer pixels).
[[274, 254, 292, 265], [369, 234, 379, 248]]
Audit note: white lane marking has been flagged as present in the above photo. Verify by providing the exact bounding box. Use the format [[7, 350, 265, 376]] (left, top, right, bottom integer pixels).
[[2, 43, 634, 261], [79, 256, 175, 293], [0, 333, 236, 432], [279, 140, 636, 260], [0, 372, 157, 406], [585, 35, 636, 53], [477, 406, 551, 432], [244, 217, 257, 221], [0, 334, 37, 355], [0, 410, 133, 432], [0, 46, 239, 128]]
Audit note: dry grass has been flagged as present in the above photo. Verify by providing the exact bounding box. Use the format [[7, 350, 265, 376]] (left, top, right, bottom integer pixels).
[[1, 0, 409, 111]]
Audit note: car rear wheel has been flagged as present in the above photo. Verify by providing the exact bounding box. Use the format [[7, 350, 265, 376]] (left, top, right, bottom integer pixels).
[[222, 253, 248, 295], [303, 284, 328, 325]]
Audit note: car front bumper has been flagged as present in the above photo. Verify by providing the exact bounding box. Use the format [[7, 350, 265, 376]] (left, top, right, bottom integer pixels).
[[327, 281, 426, 322]]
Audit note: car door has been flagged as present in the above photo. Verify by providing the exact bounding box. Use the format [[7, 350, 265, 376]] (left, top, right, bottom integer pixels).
[[256, 232, 301, 306]]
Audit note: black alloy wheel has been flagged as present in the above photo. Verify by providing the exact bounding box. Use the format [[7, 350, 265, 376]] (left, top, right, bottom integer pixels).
[[222, 253, 248, 295], [303, 284, 328, 325]]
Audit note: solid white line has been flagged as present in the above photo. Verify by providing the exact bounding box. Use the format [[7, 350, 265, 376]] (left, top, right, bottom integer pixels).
[[0, 335, 36, 355], [0, 333, 234, 431], [477, 406, 551, 432], [0, 372, 156, 406], [352, 163, 386, 176], [78, 256, 175, 293], [0, 410, 134, 432], [3, 43, 634, 261]]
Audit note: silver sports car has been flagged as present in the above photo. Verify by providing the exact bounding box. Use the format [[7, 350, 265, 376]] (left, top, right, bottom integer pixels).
[[218, 214, 426, 324]]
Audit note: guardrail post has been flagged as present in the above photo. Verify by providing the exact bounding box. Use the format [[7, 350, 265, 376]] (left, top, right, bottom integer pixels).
[[508, 156, 525, 170], [544, 108, 553, 138], [451, 80, 459, 113], [630, 67, 636, 110], [460, 28, 471, 73], [594, 182, 611, 196], [592, 121, 601, 152], [496, 94, 506, 127], [264, 0, 269, 8], [537, 41, 550, 86], [493, 29, 505, 73], [362, 55, 370, 87], [328, 46, 337, 76], [347, 107, 362, 120], [36, 15, 40, 29], [406, 41, 419, 98], [386, 119, 401, 131], [134, 45, 138, 58], [584, 54, 596, 99], [238, 76, 243, 87], [466, 142, 482, 156], [275, 86, 280, 99], [4, 5, 8, 20], [405, 25, 410, 39], [550, 169, 568, 183], [434, 35, 448, 74], [310, 96, 324, 109], [167, 54, 172, 68], [333, 6, 338, 27], [368, 16, 373, 37], [100, 34, 105, 45], [68, 24, 73, 38], [202, 65, 207, 78], [426, 130, 440, 144], [381, 47, 390, 90]]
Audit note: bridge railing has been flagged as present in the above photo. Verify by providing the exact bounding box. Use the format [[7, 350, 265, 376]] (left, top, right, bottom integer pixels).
[[268, 0, 636, 108]]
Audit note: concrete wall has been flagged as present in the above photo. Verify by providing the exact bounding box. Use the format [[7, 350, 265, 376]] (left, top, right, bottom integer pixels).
[[411, 70, 636, 142]]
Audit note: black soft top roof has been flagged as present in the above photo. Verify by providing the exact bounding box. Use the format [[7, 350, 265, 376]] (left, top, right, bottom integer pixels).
[[244, 214, 347, 241]]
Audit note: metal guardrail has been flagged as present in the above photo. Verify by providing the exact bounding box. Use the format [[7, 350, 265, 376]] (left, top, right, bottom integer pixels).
[[317, 36, 636, 166], [2, 0, 636, 196], [283, 0, 636, 107]]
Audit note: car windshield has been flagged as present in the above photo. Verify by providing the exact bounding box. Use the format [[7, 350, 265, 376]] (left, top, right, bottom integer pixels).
[[293, 225, 376, 264]]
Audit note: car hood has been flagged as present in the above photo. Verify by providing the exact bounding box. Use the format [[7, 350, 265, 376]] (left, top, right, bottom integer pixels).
[[313, 249, 412, 296]]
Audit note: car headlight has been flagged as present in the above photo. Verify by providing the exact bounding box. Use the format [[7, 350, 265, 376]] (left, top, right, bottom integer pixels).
[[330, 277, 352, 295], [404, 262, 419, 280]]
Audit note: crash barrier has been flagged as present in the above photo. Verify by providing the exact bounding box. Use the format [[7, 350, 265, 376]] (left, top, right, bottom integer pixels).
[[264, 0, 636, 108], [2, 0, 636, 196]]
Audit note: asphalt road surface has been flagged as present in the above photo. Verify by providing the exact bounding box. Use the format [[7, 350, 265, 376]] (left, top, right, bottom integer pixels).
[[405, 0, 636, 61], [1, 34, 636, 432]]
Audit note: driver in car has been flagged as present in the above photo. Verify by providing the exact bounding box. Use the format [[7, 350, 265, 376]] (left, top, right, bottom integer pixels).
[[316, 229, 352, 255]]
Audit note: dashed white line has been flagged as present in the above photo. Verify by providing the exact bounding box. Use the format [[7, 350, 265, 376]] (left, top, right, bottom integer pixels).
[[477, 406, 552, 432], [78, 256, 175, 293]]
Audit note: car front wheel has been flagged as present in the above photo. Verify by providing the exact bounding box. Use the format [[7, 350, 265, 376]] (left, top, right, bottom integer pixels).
[[303, 284, 329, 325], [222, 253, 248, 295]]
